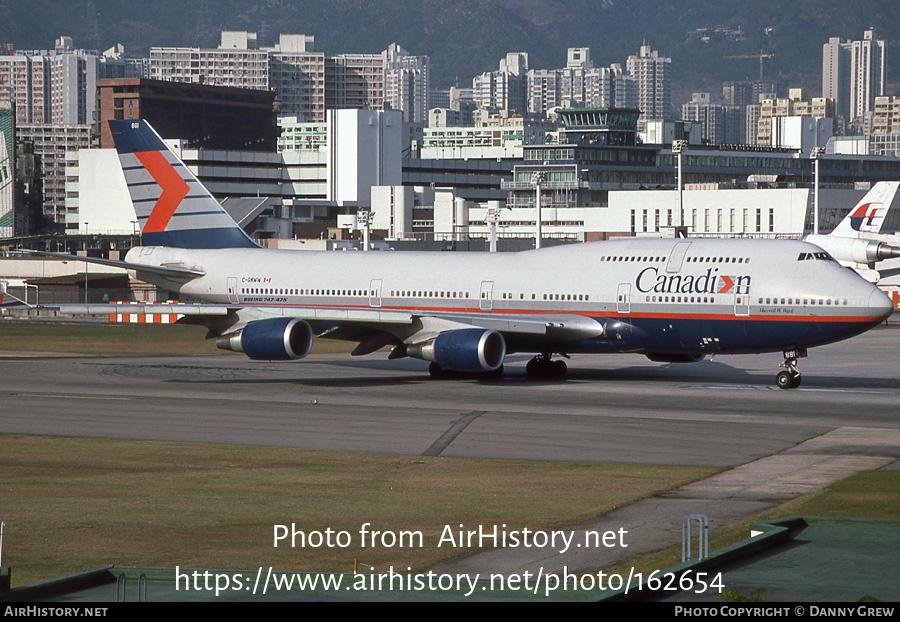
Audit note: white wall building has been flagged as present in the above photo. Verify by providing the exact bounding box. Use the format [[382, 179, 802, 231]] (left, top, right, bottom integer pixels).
[[67, 149, 135, 235], [327, 109, 402, 205]]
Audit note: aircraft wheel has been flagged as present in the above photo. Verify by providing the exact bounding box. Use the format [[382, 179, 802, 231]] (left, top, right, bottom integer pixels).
[[486, 364, 504, 379], [428, 362, 444, 379], [776, 370, 797, 390], [790, 373, 802, 388], [552, 359, 568, 376]]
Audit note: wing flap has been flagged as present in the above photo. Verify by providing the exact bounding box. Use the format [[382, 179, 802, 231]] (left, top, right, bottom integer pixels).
[[439, 313, 606, 341]]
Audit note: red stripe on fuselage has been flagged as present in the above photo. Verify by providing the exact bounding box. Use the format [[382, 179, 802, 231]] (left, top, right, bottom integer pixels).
[[135, 151, 190, 234], [230, 300, 883, 323]]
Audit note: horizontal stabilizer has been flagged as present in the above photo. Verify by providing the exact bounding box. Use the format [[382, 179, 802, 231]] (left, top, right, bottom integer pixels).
[[27, 251, 205, 281]]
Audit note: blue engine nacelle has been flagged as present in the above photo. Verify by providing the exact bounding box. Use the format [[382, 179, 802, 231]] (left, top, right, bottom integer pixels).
[[407, 328, 506, 371], [216, 317, 314, 360]]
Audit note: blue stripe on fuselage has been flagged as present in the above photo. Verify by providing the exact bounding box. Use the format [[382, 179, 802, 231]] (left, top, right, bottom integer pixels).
[[561, 315, 882, 355]]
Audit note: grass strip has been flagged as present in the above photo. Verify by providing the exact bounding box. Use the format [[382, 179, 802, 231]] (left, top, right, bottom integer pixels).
[[0, 434, 716, 587]]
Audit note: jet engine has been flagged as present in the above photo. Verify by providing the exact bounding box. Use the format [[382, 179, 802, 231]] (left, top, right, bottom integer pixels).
[[806, 235, 900, 265], [407, 328, 506, 372], [216, 317, 314, 360]]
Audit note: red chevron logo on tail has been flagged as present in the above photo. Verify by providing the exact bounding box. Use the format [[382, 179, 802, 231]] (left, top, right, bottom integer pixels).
[[135, 151, 189, 234]]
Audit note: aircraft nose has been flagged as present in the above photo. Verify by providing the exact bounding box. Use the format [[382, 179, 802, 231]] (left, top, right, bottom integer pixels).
[[868, 287, 894, 320]]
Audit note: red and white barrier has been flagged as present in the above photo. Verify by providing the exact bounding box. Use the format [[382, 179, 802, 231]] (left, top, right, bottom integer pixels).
[[108, 301, 184, 324]]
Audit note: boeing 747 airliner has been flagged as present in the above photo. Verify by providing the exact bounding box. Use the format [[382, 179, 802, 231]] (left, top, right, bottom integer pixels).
[[36, 120, 895, 389]]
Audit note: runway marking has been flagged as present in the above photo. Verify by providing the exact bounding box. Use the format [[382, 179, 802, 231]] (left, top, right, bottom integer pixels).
[[9, 393, 134, 401], [423, 411, 486, 457], [683, 385, 891, 395]]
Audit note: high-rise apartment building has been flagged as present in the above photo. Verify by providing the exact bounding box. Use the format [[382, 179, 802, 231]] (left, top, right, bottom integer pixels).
[[152, 33, 325, 121], [18, 123, 90, 229], [584, 64, 636, 110], [0, 101, 14, 238], [0, 55, 49, 124], [524, 49, 635, 118], [382, 43, 430, 124], [755, 89, 834, 151], [626, 44, 671, 121], [822, 28, 886, 134], [152, 33, 428, 124], [326, 54, 384, 110], [473, 53, 529, 113], [682, 92, 729, 145], [150, 32, 270, 89], [268, 35, 326, 122], [0, 37, 100, 126]]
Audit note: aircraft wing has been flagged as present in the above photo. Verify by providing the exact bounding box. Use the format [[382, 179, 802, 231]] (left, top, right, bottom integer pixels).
[[34, 301, 604, 355]]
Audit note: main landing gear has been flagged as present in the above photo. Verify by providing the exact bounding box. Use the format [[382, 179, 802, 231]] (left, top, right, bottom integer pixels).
[[525, 353, 568, 378], [775, 349, 806, 389]]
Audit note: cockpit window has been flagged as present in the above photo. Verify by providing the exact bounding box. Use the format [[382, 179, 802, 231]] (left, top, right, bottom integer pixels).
[[797, 252, 836, 262]]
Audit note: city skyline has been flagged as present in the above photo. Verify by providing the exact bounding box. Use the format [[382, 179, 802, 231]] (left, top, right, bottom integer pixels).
[[2, 0, 899, 96]]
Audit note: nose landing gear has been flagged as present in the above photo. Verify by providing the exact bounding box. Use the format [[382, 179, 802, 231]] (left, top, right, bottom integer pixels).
[[776, 349, 806, 389]]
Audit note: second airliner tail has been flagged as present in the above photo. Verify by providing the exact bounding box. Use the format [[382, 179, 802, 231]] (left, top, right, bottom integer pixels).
[[109, 119, 258, 250], [830, 181, 900, 237]]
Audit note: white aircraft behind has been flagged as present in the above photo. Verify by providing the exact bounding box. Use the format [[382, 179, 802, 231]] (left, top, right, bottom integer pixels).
[[0, 280, 27, 308], [34, 120, 895, 389], [805, 181, 900, 283]]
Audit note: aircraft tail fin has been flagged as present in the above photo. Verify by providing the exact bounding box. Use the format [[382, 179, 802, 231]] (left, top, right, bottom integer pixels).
[[830, 181, 900, 237], [0, 280, 30, 308], [109, 119, 258, 249]]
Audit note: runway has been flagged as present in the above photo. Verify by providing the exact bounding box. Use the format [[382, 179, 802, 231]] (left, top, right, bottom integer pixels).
[[1, 322, 899, 575], [2, 324, 899, 466]]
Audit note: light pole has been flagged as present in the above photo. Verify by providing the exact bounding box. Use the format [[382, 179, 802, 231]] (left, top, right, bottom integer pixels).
[[672, 140, 688, 229], [811, 146, 825, 235], [531, 171, 546, 249], [84, 222, 89, 303], [356, 210, 373, 251], [486, 207, 501, 253]]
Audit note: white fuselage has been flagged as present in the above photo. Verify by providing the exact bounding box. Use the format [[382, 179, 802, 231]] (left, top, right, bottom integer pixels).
[[125, 237, 892, 357]]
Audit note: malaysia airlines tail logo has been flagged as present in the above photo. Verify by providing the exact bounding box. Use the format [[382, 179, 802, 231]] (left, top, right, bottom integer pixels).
[[134, 151, 189, 234], [849, 202, 882, 232]]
